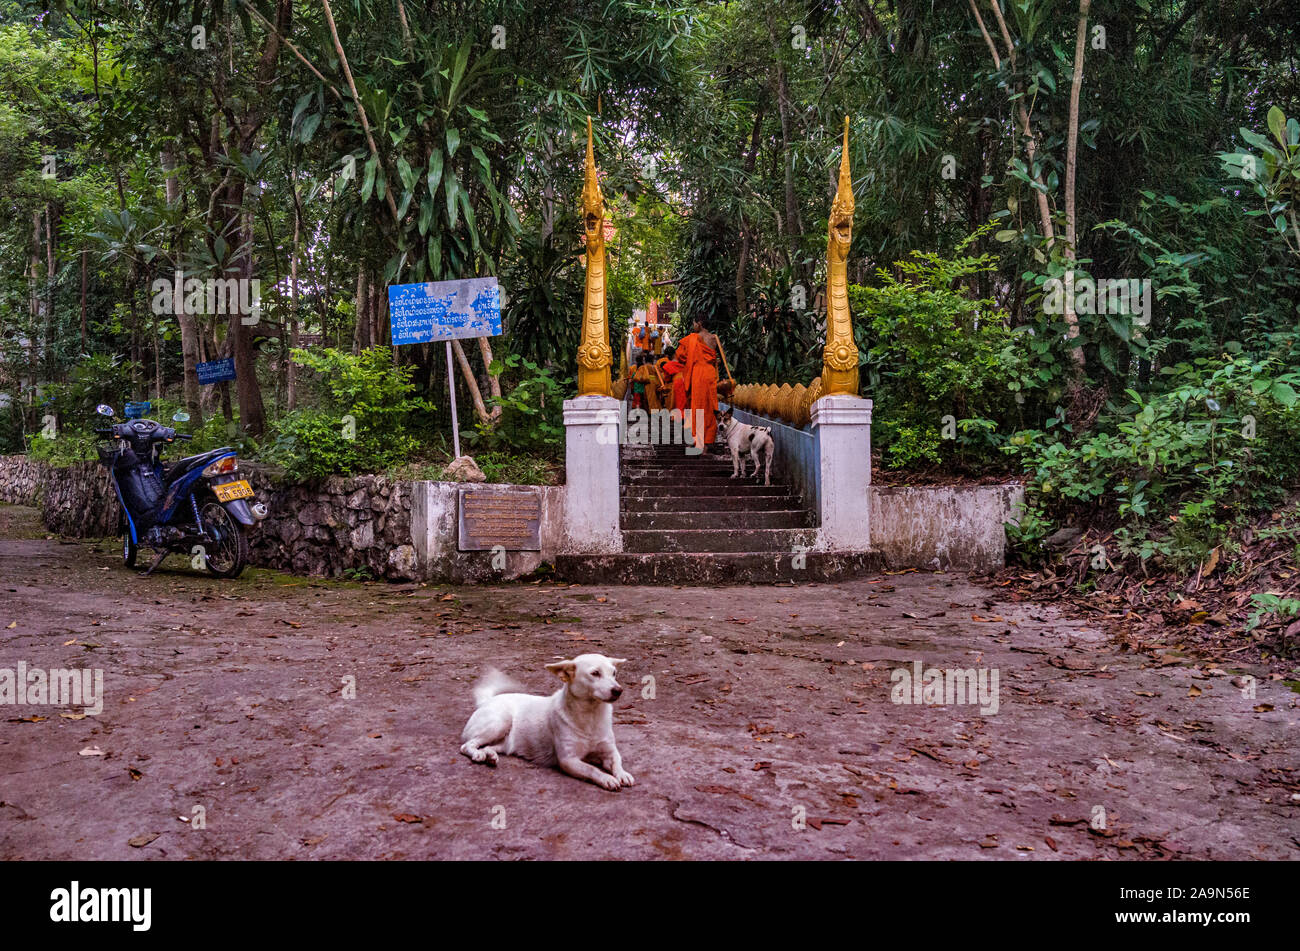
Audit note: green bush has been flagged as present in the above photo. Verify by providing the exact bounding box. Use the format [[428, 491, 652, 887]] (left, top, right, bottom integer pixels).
[[27, 429, 98, 467], [1004, 354, 1300, 566], [470, 352, 568, 456], [849, 227, 1049, 470], [148, 397, 258, 456], [264, 348, 432, 480]]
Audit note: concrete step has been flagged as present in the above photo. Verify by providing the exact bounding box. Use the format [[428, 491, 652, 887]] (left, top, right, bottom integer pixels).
[[622, 461, 737, 473], [622, 527, 817, 553], [620, 509, 811, 530], [622, 484, 793, 498], [623, 474, 776, 487], [554, 550, 886, 585], [621, 459, 743, 470], [621, 494, 803, 513], [621, 450, 729, 462]]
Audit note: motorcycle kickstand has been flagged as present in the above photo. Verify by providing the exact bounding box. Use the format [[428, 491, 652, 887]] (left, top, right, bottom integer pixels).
[[141, 549, 169, 576]]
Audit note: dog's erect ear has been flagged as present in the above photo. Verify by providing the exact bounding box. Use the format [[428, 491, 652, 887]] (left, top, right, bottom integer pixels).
[[545, 659, 577, 682], [608, 657, 629, 666]]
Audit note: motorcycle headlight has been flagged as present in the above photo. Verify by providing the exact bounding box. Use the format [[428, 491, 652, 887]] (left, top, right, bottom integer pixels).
[[202, 456, 239, 478]]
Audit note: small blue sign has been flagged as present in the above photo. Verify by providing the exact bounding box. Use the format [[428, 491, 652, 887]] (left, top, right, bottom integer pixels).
[[388, 277, 502, 346], [197, 358, 236, 385]]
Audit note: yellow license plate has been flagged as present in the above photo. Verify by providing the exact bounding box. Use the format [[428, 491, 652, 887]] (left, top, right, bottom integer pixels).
[[213, 479, 254, 502]]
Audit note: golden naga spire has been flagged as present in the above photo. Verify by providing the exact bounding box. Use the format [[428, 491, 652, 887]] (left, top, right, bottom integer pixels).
[[576, 116, 614, 397], [821, 115, 859, 397]]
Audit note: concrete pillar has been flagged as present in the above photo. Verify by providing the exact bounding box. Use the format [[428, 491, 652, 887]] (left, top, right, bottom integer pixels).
[[811, 394, 873, 551], [562, 395, 622, 553]]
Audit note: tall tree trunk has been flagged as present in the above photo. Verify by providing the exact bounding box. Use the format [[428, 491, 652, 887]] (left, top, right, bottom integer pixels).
[[28, 213, 41, 398], [1062, 0, 1092, 372], [736, 105, 764, 317], [79, 249, 88, 353], [771, 60, 803, 278], [162, 148, 204, 426], [370, 278, 384, 349], [42, 205, 56, 384], [127, 258, 141, 398], [287, 189, 300, 410], [230, 201, 265, 435], [352, 265, 369, 353]]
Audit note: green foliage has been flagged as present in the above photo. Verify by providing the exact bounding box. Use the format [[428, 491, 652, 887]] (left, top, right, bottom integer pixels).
[[472, 451, 558, 486], [1005, 355, 1300, 564], [885, 426, 943, 469], [1245, 593, 1300, 632], [264, 348, 432, 480], [40, 354, 137, 427], [26, 428, 97, 467], [1220, 106, 1300, 259], [473, 352, 568, 455], [728, 269, 818, 384], [850, 230, 1040, 469], [675, 214, 736, 334], [501, 227, 583, 367]]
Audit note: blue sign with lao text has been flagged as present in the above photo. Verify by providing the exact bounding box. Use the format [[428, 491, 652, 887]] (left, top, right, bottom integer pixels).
[[388, 277, 502, 346], [196, 358, 236, 385]]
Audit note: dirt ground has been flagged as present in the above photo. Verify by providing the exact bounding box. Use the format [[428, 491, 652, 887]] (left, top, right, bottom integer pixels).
[[1, 503, 1297, 860]]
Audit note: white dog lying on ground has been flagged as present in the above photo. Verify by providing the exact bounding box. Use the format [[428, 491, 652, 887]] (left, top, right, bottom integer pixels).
[[459, 654, 635, 791], [718, 409, 775, 485]]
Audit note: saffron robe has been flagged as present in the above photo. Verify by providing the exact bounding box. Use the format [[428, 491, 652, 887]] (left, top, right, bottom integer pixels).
[[660, 358, 686, 414], [632, 364, 660, 411], [684, 337, 719, 449]]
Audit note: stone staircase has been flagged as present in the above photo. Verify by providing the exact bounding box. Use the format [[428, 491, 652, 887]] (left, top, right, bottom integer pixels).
[[555, 442, 883, 585]]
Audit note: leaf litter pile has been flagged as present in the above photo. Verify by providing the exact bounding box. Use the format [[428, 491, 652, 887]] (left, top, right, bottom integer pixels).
[[987, 502, 1300, 678]]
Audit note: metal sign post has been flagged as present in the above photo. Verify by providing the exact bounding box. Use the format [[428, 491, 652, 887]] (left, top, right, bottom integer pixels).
[[445, 340, 461, 459]]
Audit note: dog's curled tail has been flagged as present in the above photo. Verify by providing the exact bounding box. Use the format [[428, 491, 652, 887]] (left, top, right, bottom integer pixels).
[[471, 667, 519, 707]]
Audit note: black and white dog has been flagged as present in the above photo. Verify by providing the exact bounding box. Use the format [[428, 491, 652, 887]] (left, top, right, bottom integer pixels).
[[718, 409, 775, 486]]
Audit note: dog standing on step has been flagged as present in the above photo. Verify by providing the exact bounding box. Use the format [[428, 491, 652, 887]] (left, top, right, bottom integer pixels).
[[718, 409, 775, 486], [459, 654, 635, 791]]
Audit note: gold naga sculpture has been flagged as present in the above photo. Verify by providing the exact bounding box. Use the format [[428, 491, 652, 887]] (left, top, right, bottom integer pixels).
[[821, 115, 859, 397], [575, 116, 614, 397], [727, 118, 858, 424]]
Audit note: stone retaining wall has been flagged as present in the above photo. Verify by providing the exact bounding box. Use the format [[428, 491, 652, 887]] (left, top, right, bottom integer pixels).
[[0, 455, 119, 536], [246, 465, 416, 580], [0, 455, 417, 580]]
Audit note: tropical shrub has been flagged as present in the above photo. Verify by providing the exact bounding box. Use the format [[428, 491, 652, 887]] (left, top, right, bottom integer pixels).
[[849, 230, 1042, 469], [265, 348, 432, 480], [1004, 354, 1300, 565]]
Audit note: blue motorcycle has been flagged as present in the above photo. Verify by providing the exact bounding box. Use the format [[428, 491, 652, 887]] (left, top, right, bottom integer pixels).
[[93, 403, 268, 577]]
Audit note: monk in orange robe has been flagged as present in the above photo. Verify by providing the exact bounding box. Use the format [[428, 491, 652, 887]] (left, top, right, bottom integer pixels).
[[632, 357, 661, 412], [683, 319, 719, 450], [659, 353, 686, 415], [655, 355, 676, 411], [671, 335, 698, 438]]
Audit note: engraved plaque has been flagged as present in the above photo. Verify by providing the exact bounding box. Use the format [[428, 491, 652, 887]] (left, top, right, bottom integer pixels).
[[458, 487, 542, 551]]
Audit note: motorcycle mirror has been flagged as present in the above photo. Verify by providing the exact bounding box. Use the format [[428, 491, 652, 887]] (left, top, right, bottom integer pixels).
[[172, 411, 190, 423], [96, 404, 115, 418]]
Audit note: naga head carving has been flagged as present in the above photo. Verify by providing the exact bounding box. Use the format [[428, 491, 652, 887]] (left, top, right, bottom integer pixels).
[[828, 116, 854, 260], [582, 116, 604, 253]]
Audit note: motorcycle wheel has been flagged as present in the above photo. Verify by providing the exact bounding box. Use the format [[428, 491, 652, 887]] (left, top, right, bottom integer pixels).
[[199, 501, 249, 578], [123, 532, 138, 568]]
